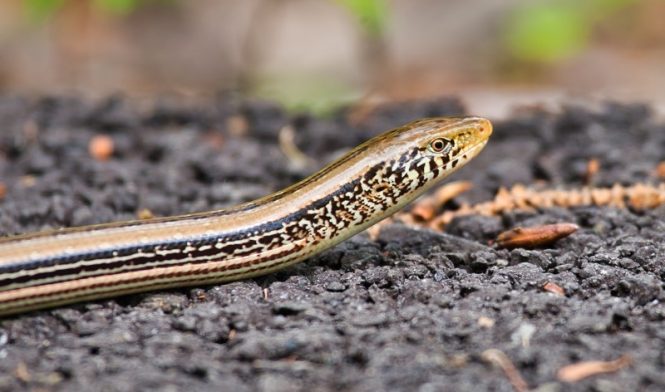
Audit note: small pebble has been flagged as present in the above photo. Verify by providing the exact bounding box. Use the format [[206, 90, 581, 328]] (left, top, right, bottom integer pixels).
[[89, 134, 114, 161]]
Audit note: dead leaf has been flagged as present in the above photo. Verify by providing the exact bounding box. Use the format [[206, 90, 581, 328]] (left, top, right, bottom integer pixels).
[[496, 223, 578, 249], [482, 349, 529, 392]]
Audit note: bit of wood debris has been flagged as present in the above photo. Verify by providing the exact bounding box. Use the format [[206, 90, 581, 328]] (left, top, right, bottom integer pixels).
[[584, 158, 600, 184], [482, 349, 529, 392], [195, 290, 207, 301], [557, 355, 633, 383], [542, 281, 565, 296], [496, 223, 578, 249], [89, 134, 114, 161], [228, 329, 237, 341], [435, 183, 665, 227], [263, 288, 270, 300], [477, 316, 495, 329], [0, 182, 6, 199], [137, 208, 155, 220]]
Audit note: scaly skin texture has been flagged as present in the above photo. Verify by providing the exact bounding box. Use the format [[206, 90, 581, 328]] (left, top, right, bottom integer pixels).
[[0, 116, 492, 316]]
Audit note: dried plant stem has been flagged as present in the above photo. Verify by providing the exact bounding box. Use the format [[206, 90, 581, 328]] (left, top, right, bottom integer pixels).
[[429, 183, 665, 229]]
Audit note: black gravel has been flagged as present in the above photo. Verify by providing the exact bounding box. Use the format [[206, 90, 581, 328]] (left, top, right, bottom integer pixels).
[[0, 95, 664, 392]]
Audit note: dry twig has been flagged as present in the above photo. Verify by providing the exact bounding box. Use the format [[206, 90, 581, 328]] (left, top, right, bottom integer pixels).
[[436, 183, 665, 228], [557, 355, 633, 383], [482, 349, 529, 392]]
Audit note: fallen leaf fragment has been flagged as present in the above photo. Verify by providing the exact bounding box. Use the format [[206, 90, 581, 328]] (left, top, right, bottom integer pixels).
[[496, 223, 579, 249], [0, 182, 6, 199], [482, 349, 529, 392], [542, 281, 565, 296], [557, 355, 633, 383], [89, 134, 114, 161]]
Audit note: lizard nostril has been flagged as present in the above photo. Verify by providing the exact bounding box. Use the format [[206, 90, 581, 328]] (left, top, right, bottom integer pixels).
[[478, 119, 493, 136]]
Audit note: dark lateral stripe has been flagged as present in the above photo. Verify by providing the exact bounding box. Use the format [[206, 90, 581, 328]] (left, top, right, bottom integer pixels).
[[0, 226, 306, 290], [0, 248, 317, 315], [0, 177, 365, 290]]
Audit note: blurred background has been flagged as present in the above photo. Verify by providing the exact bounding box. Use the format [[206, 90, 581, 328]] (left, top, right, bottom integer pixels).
[[0, 0, 664, 116]]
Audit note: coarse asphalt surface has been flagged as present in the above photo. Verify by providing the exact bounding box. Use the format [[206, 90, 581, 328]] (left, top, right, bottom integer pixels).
[[0, 95, 664, 391]]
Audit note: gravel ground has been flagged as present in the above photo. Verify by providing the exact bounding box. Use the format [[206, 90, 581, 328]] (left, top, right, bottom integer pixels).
[[0, 95, 664, 392]]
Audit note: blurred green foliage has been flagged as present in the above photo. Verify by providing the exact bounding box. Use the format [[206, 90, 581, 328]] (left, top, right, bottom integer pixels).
[[334, 0, 388, 36], [25, 0, 389, 30], [25, 0, 156, 19], [25, 0, 64, 19], [22, 0, 385, 116], [94, 0, 139, 14], [505, 0, 636, 62]]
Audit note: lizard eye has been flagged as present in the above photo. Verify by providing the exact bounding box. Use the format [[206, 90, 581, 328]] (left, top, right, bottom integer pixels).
[[429, 138, 451, 154]]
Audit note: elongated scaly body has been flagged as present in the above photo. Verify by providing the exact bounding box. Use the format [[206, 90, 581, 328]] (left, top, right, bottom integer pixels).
[[0, 116, 492, 316]]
